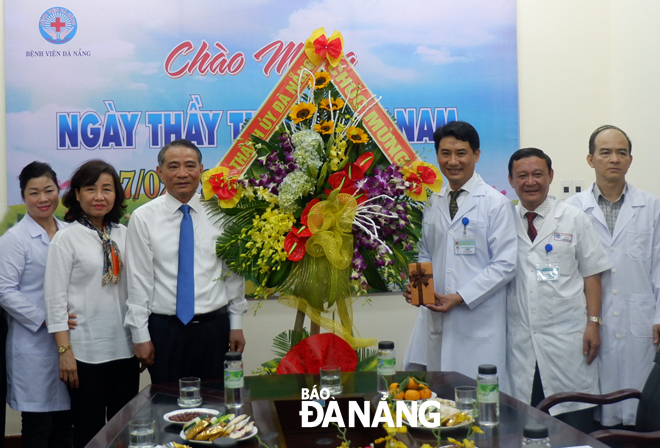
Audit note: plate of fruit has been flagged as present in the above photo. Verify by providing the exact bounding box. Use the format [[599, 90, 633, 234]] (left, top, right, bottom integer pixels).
[[388, 376, 436, 402]]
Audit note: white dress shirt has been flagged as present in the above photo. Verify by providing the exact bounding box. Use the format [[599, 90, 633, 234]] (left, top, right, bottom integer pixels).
[[0, 214, 70, 412], [45, 221, 133, 364], [124, 192, 247, 344]]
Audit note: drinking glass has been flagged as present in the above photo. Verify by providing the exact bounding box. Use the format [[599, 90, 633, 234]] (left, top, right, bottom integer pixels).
[[454, 385, 478, 417], [320, 365, 342, 395], [128, 418, 155, 448], [178, 376, 202, 407]]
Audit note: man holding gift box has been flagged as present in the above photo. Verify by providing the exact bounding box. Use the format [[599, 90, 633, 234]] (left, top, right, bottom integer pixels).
[[403, 121, 517, 381]]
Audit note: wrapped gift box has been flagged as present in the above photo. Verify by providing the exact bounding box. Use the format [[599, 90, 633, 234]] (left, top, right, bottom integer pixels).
[[408, 262, 435, 306]]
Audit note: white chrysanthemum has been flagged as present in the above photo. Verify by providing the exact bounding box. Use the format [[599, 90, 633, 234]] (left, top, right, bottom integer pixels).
[[278, 170, 315, 214]]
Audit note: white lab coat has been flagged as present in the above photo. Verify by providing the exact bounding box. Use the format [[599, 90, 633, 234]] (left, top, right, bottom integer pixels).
[[506, 198, 612, 416], [0, 214, 70, 412], [566, 184, 660, 426], [403, 174, 517, 381]]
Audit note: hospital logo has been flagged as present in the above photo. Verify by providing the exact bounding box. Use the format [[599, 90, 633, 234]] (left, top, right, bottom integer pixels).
[[39, 7, 77, 44]]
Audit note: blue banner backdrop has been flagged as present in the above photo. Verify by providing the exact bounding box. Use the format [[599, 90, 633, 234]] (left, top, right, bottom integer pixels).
[[4, 0, 519, 213]]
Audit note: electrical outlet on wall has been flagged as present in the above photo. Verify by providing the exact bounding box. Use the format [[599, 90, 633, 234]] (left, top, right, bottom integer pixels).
[[573, 179, 584, 194], [560, 180, 572, 199]]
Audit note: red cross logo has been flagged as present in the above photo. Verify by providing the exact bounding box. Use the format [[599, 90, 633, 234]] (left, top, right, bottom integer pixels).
[[50, 17, 66, 32]]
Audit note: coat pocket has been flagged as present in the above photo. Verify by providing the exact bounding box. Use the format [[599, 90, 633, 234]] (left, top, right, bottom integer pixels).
[[629, 293, 655, 338], [626, 227, 652, 261]]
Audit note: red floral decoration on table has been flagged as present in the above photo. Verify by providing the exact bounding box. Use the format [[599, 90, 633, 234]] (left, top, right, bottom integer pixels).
[[276, 333, 358, 374]]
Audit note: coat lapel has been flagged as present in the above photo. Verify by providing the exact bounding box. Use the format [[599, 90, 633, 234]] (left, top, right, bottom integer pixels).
[[612, 184, 643, 241]]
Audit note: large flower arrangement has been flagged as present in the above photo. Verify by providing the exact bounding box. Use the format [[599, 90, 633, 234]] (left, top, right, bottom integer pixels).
[[202, 30, 442, 349]]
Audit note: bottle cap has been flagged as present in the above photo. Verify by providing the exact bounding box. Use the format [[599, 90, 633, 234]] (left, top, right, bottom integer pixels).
[[523, 424, 549, 439], [378, 341, 395, 350], [478, 364, 497, 375], [225, 351, 242, 361]]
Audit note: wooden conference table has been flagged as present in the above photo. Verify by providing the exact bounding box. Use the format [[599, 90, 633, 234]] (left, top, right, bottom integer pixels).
[[88, 371, 610, 448]]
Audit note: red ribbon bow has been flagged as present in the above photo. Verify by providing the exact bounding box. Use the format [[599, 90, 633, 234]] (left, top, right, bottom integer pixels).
[[313, 34, 343, 59]]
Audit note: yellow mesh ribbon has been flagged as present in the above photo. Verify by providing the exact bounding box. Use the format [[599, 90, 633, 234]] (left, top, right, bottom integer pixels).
[[278, 256, 377, 349], [305, 193, 356, 270], [279, 192, 376, 349]]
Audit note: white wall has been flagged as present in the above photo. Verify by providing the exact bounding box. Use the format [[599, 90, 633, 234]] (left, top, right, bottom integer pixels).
[[2, 0, 660, 437], [517, 0, 660, 197]]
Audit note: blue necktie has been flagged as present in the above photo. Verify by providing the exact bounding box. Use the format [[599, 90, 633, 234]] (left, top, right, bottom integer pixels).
[[177, 204, 195, 325]]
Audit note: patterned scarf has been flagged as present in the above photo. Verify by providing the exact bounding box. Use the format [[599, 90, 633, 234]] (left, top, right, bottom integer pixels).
[[78, 215, 123, 285]]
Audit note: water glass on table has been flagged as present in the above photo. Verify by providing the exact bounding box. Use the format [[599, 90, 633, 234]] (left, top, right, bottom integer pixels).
[[178, 376, 202, 407], [129, 418, 155, 448], [320, 365, 342, 395], [454, 385, 477, 417]]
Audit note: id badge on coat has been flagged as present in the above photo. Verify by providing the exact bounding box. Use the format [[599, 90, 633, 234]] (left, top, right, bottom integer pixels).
[[536, 262, 560, 281], [454, 234, 476, 255]]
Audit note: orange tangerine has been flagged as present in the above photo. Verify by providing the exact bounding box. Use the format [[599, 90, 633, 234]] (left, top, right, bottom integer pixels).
[[389, 382, 399, 392], [406, 377, 419, 390], [404, 389, 421, 401], [395, 390, 405, 400], [419, 387, 432, 399]]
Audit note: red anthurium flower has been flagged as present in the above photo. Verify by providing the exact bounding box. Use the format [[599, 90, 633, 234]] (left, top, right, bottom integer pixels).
[[354, 151, 374, 172], [300, 199, 320, 229], [284, 229, 308, 261], [328, 163, 365, 190], [406, 171, 424, 196]]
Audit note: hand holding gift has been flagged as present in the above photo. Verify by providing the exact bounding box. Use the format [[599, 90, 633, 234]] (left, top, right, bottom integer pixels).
[[407, 262, 435, 307]]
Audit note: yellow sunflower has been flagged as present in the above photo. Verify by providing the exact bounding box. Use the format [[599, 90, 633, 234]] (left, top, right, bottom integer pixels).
[[314, 120, 334, 134], [346, 126, 369, 143], [289, 102, 316, 124], [314, 71, 331, 89], [319, 97, 345, 111]]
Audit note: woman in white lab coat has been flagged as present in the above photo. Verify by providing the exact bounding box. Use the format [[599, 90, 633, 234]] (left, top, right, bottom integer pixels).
[[0, 161, 72, 447]]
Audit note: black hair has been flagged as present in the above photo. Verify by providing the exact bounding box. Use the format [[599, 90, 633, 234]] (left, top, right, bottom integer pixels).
[[157, 139, 202, 166], [588, 125, 632, 155], [62, 159, 126, 224], [508, 147, 553, 178], [433, 121, 480, 153], [19, 161, 59, 198]]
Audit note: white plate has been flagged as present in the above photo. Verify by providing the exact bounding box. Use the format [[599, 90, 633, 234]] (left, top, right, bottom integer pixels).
[[163, 408, 220, 425], [395, 397, 473, 431], [179, 426, 258, 444]]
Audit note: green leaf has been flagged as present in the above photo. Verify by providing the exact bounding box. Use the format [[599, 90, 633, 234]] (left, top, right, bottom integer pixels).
[[317, 162, 329, 187], [271, 328, 310, 359], [355, 348, 378, 371], [266, 259, 292, 288]]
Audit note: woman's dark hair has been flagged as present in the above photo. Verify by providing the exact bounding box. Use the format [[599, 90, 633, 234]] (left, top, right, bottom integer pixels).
[[62, 159, 126, 224], [19, 161, 59, 198]]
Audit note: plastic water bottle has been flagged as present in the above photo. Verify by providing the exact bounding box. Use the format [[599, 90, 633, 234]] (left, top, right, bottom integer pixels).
[[377, 341, 396, 396], [224, 351, 244, 413], [476, 364, 499, 426], [521, 424, 550, 448]]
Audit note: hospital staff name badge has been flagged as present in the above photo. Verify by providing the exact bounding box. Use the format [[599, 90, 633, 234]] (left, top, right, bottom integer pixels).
[[536, 244, 559, 281], [454, 217, 476, 255]]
